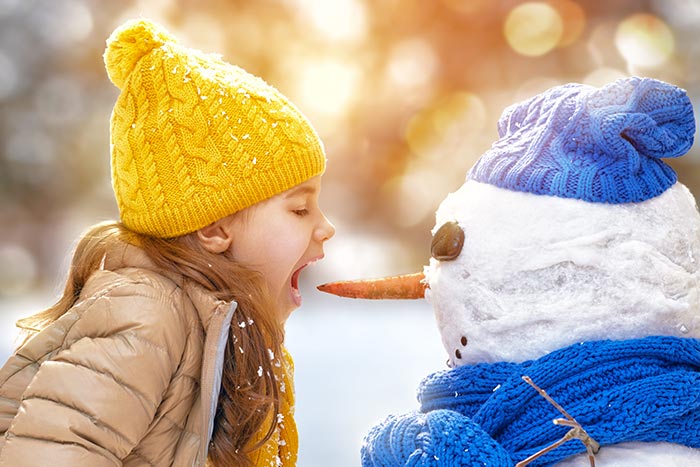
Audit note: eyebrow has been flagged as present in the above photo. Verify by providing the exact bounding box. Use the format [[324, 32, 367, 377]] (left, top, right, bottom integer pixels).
[[283, 184, 317, 198]]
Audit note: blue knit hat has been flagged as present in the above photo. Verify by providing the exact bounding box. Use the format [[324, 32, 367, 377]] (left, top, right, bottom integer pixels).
[[468, 77, 695, 204]]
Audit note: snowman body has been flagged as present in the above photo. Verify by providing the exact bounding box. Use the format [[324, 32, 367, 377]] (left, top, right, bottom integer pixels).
[[424, 181, 700, 466]]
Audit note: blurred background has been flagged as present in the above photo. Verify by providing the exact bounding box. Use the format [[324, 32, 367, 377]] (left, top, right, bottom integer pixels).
[[1, 0, 699, 465]]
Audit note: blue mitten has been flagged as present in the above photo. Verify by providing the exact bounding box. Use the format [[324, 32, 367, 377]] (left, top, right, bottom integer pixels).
[[361, 409, 514, 467]]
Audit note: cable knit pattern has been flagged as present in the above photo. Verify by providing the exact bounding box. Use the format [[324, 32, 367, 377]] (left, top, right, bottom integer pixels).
[[468, 77, 695, 204], [104, 19, 326, 237], [361, 336, 700, 466]]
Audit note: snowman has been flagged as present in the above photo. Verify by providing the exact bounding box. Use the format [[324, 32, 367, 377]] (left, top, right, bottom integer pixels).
[[319, 77, 700, 466]]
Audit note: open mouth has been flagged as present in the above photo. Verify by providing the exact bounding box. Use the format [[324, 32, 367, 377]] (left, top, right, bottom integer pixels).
[[290, 257, 322, 305]]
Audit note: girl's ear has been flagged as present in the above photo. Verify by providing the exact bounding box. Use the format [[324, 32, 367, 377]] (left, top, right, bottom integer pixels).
[[197, 217, 235, 254]]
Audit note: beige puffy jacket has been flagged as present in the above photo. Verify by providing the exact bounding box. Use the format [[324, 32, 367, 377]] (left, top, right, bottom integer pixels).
[[0, 243, 235, 466]]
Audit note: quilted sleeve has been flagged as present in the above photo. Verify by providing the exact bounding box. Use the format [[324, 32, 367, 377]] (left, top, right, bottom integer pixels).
[[0, 279, 190, 466], [361, 409, 513, 467]]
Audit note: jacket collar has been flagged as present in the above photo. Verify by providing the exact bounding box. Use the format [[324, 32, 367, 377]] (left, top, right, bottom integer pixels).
[[103, 240, 230, 329]]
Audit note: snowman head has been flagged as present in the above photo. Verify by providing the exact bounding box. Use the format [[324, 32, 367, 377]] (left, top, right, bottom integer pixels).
[[427, 77, 700, 365], [318, 77, 700, 366], [427, 180, 700, 366]]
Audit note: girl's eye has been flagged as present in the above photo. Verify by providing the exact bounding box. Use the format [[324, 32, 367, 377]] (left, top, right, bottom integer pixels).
[[293, 209, 309, 217]]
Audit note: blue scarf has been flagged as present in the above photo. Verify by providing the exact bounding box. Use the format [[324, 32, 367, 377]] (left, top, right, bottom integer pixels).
[[361, 336, 700, 466]]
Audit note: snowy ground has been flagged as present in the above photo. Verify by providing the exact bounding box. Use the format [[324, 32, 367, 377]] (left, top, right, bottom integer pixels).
[[0, 282, 447, 467]]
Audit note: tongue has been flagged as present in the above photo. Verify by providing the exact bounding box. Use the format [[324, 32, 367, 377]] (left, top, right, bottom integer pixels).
[[316, 272, 426, 299]]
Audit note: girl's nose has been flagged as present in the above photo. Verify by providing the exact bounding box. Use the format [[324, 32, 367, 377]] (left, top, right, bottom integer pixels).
[[317, 213, 335, 242]]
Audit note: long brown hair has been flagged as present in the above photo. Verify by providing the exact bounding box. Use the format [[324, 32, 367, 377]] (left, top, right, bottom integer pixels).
[[17, 220, 284, 466]]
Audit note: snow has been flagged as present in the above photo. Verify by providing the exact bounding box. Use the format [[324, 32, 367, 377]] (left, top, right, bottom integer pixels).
[[425, 180, 700, 365]]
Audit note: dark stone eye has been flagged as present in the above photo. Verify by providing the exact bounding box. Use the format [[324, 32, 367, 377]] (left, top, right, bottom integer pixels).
[[455, 349, 462, 359], [461, 336, 468, 346], [431, 221, 464, 261]]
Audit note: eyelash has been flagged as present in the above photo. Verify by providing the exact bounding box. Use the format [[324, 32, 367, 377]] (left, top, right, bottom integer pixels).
[[293, 209, 309, 217]]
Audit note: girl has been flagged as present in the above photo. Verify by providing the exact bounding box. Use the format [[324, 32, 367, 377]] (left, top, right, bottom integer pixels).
[[0, 18, 334, 467]]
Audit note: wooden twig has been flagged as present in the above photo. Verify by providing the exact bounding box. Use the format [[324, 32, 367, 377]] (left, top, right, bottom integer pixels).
[[515, 376, 600, 467]]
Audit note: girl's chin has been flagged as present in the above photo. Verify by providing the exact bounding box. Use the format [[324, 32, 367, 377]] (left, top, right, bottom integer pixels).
[[276, 291, 300, 324]]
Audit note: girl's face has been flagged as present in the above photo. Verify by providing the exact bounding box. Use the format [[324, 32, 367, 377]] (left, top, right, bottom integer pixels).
[[228, 176, 335, 322]]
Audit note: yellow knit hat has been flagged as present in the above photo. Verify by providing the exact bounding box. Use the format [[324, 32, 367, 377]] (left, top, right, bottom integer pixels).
[[103, 19, 326, 238]]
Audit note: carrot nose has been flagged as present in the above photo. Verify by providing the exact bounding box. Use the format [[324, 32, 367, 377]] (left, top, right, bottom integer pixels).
[[316, 272, 427, 299]]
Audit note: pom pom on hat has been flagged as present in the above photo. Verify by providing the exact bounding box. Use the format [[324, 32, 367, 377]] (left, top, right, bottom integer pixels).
[[104, 18, 326, 238], [469, 77, 695, 204], [104, 19, 176, 89]]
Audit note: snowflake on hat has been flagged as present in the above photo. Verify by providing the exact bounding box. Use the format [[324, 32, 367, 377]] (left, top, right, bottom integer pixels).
[[320, 77, 700, 466]]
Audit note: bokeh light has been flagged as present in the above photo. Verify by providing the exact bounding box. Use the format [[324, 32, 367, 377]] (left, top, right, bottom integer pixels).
[[387, 38, 439, 91], [432, 92, 487, 141], [615, 13, 675, 68], [287, 0, 367, 43], [293, 58, 362, 121], [504, 2, 564, 57], [405, 109, 437, 159], [405, 91, 486, 159]]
